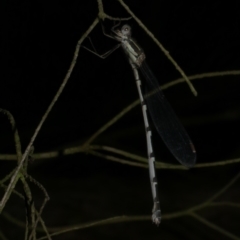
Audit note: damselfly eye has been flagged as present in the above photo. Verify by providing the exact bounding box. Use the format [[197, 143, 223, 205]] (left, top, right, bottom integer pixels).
[[121, 24, 131, 36]]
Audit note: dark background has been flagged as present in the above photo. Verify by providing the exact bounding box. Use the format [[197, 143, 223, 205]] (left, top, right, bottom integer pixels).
[[0, 1, 240, 239]]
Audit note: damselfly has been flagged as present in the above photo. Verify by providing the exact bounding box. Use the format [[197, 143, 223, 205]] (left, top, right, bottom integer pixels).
[[83, 23, 196, 225]]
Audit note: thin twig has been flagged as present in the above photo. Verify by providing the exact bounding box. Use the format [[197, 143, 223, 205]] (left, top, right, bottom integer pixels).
[[0, 17, 100, 214], [82, 70, 240, 147], [0, 109, 22, 162], [205, 171, 240, 203], [118, 0, 198, 96], [37, 216, 125, 240], [97, 0, 131, 21], [89, 145, 186, 169], [89, 150, 148, 168], [163, 70, 240, 90], [1, 146, 240, 169], [189, 212, 240, 240]]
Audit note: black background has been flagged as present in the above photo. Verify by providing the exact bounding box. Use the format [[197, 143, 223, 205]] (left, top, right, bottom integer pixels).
[[0, 1, 240, 239]]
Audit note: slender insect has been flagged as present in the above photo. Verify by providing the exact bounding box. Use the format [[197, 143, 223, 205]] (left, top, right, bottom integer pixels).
[[84, 23, 196, 225]]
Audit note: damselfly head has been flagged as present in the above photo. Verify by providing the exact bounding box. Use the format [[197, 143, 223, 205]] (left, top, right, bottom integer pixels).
[[121, 25, 131, 37]]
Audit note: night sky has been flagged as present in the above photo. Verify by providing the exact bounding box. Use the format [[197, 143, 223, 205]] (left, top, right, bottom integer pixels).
[[0, 1, 240, 239]]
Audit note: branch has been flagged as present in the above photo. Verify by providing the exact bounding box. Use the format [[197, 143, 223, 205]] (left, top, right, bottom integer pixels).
[[0, 17, 100, 214]]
